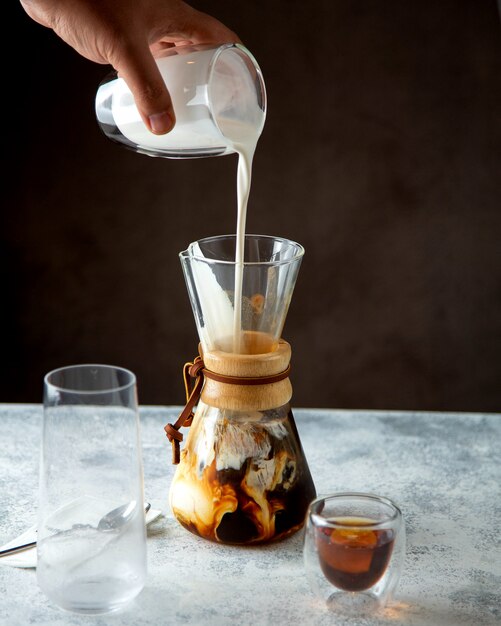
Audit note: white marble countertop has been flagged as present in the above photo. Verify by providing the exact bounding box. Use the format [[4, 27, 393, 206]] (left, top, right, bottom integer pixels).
[[0, 404, 499, 625]]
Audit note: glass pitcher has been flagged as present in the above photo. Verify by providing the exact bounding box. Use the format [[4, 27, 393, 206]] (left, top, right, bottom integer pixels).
[[166, 235, 316, 544], [95, 43, 266, 159]]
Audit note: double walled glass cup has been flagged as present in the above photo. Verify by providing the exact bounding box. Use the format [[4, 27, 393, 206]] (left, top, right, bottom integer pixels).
[[304, 493, 405, 615], [37, 365, 147, 615], [95, 43, 266, 158]]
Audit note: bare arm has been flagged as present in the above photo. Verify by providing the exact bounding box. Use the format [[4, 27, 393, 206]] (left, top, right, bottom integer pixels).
[[20, 0, 240, 134]]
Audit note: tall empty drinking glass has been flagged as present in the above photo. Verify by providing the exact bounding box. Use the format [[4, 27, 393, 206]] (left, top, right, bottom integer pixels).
[[38, 365, 147, 614]]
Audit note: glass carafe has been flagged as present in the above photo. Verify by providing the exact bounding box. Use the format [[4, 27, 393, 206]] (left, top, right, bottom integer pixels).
[[95, 43, 266, 159], [166, 235, 316, 544]]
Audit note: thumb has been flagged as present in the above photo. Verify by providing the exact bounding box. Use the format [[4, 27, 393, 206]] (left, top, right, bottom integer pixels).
[[116, 41, 175, 135]]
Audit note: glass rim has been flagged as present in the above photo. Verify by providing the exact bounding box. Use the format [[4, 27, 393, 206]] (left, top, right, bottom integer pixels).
[[309, 492, 402, 529], [208, 43, 267, 140], [179, 233, 305, 267], [98, 42, 230, 85], [44, 364, 136, 394]]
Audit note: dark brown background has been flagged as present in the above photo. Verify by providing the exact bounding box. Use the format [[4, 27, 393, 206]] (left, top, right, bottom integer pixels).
[[2, 1, 501, 411]]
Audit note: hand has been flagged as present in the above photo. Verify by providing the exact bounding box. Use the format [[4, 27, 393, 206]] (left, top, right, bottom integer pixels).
[[20, 0, 240, 134]]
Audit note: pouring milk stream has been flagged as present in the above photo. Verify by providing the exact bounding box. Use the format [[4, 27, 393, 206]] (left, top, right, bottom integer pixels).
[[225, 126, 258, 353]]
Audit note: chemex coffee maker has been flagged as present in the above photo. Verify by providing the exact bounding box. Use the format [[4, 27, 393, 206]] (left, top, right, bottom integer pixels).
[[165, 234, 316, 544]]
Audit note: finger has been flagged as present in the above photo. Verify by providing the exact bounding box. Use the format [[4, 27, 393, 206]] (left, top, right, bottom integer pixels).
[[116, 38, 175, 135]]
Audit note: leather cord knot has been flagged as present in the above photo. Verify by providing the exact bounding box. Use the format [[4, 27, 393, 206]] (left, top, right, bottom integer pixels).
[[164, 356, 205, 464]]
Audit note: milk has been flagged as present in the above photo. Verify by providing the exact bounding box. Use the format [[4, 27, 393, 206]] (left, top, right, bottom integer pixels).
[[102, 45, 265, 160], [233, 147, 253, 353], [222, 121, 260, 353]]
